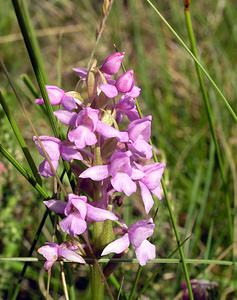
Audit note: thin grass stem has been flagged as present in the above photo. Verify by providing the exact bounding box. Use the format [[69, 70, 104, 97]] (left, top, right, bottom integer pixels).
[[183, 1, 233, 242], [145, 0, 237, 122], [60, 262, 70, 300], [128, 266, 142, 300], [0, 257, 235, 266]]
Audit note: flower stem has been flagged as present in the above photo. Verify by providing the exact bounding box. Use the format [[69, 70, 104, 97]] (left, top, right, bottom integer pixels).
[[91, 264, 105, 300]]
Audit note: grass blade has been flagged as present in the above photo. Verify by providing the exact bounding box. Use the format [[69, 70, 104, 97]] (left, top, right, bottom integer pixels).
[[11, 0, 59, 137], [128, 266, 142, 300], [0, 90, 42, 184], [0, 257, 235, 266], [21, 74, 39, 98], [0, 143, 49, 199], [145, 0, 237, 122], [183, 0, 232, 242]]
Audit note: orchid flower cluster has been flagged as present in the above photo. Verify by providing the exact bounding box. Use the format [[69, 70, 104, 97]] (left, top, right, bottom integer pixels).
[[35, 52, 165, 270]]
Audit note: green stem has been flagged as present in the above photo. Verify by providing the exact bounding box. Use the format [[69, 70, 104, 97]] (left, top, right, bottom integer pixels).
[[0, 91, 42, 185], [91, 264, 105, 300], [183, 3, 232, 241], [91, 144, 111, 299], [145, 0, 237, 122], [11, 0, 59, 137]]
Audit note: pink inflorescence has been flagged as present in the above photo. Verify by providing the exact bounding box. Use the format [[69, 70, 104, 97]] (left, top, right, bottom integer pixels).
[[35, 51, 165, 270]]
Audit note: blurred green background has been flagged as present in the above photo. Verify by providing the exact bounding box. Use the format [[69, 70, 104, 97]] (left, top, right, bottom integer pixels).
[[0, 0, 237, 299]]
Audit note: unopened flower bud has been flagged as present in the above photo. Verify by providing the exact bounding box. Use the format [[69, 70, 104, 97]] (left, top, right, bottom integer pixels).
[[101, 52, 124, 75], [115, 70, 134, 93]]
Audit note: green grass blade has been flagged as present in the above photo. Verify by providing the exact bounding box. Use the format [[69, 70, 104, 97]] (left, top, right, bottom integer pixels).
[[21, 74, 39, 98], [109, 275, 128, 300], [204, 220, 214, 260], [191, 141, 215, 253], [0, 91, 42, 184], [11, 0, 59, 137], [183, 3, 232, 241], [145, 0, 237, 122], [0, 257, 235, 266], [128, 266, 142, 300], [0, 143, 49, 199]]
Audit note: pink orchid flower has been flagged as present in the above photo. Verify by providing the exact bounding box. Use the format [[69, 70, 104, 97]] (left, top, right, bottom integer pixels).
[[101, 219, 156, 266], [38, 242, 85, 271], [33, 136, 83, 177], [44, 194, 118, 236], [100, 52, 125, 75], [100, 70, 141, 99], [35, 85, 77, 111], [79, 151, 143, 197]]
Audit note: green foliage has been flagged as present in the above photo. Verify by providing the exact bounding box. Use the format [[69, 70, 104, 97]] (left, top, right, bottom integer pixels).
[[0, 0, 236, 299]]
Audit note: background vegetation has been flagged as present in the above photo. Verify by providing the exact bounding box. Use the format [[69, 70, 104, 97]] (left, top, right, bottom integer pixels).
[[0, 0, 237, 299]]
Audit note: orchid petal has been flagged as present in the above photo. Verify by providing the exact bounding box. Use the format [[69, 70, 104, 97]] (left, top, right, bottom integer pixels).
[[33, 136, 61, 160], [54, 110, 77, 126], [61, 94, 77, 111], [86, 204, 118, 222], [100, 83, 118, 98], [135, 240, 156, 266], [38, 243, 58, 261], [128, 116, 152, 142], [96, 121, 128, 142], [101, 233, 130, 256], [79, 165, 109, 181], [111, 173, 137, 196], [151, 185, 163, 200], [39, 159, 59, 178], [70, 198, 87, 220], [139, 182, 154, 214], [43, 200, 67, 214], [142, 163, 165, 190], [129, 219, 155, 248], [59, 213, 87, 236], [100, 52, 124, 75], [130, 138, 153, 159], [126, 86, 141, 98], [68, 126, 97, 149], [58, 248, 86, 264], [60, 142, 83, 161], [73, 67, 87, 80]]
